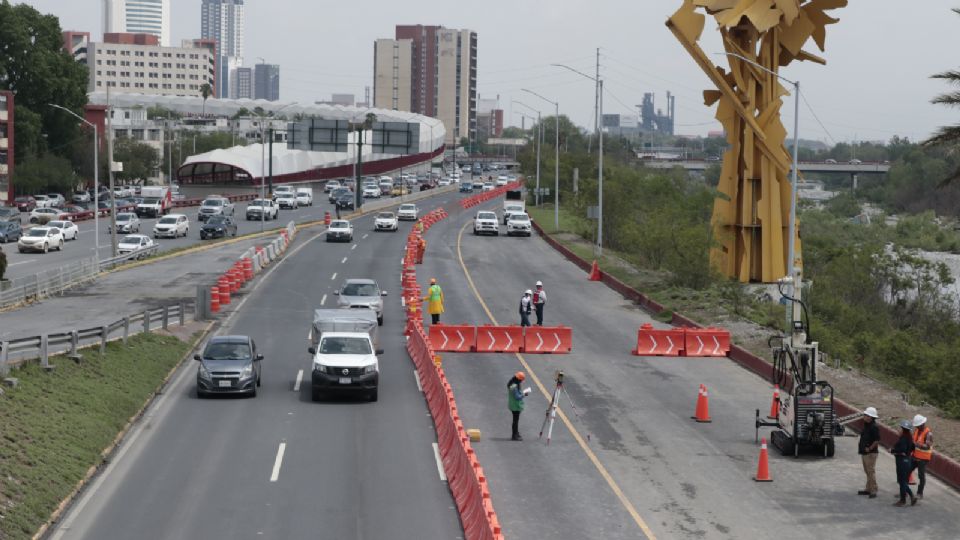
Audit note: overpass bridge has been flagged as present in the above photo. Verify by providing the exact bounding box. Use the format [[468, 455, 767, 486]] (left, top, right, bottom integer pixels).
[[644, 159, 891, 175]]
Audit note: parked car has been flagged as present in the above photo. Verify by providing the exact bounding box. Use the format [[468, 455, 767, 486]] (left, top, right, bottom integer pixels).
[[326, 220, 354, 242], [246, 199, 278, 221], [117, 234, 155, 257], [109, 212, 141, 234], [32, 194, 53, 208], [62, 204, 87, 216], [335, 278, 388, 325], [335, 192, 355, 210], [29, 207, 66, 224], [47, 220, 79, 241], [14, 196, 36, 212], [198, 197, 235, 222], [46, 193, 66, 207], [18, 226, 64, 253], [194, 335, 263, 398], [473, 211, 499, 236], [200, 215, 238, 239], [374, 212, 398, 232], [0, 206, 21, 223], [397, 204, 419, 221], [0, 221, 23, 243], [153, 214, 190, 238], [72, 191, 91, 203]]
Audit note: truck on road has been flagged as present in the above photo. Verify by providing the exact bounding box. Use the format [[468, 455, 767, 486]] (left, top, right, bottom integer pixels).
[[308, 309, 382, 402], [136, 186, 171, 218], [503, 189, 525, 224]]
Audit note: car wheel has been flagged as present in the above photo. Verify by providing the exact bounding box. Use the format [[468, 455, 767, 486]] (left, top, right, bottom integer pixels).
[[42, 242, 48, 253], [58, 240, 64, 251], [369, 389, 378, 402], [30, 217, 38, 224], [257, 372, 262, 387], [473, 229, 478, 236], [18, 248, 25, 253], [311, 387, 322, 402], [377, 315, 383, 326], [250, 384, 257, 398], [197, 388, 207, 399]]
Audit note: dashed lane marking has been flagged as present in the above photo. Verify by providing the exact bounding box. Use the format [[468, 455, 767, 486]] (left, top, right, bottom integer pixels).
[[293, 370, 303, 392], [432, 443, 447, 481], [331, 272, 337, 281], [269, 442, 287, 482]]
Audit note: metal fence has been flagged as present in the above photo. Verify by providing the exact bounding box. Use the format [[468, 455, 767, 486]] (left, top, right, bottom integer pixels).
[[0, 300, 196, 376]]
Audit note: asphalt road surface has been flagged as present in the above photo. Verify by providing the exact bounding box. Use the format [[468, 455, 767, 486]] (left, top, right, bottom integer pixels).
[[416, 194, 960, 540], [48, 190, 467, 540]]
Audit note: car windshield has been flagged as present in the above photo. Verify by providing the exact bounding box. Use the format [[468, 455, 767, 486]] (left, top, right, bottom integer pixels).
[[377, 213, 395, 219], [117, 213, 133, 222], [330, 221, 349, 229], [203, 341, 252, 360], [207, 216, 228, 224], [159, 217, 177, 224], [121, 235, 143, 244], [15, 197, 31, 202], [25, 229, 47, 237], [34, 195, 48, 200], [511, 215, 530, 222], [142, 197, 159, 204], [48, 221, 67, 228], [319, 337, 372, 355], [506, 205, 523, 211], [400, 205, 415, 211], [478, 212, 496, 219], [251, 199, 268, 206], [202, 199, 223, 207], [342, 283, 378, 296]]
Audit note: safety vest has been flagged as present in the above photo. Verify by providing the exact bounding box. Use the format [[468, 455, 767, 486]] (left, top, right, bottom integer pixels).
[[428, 285, 442, 302], [913, 427, 933, 461]]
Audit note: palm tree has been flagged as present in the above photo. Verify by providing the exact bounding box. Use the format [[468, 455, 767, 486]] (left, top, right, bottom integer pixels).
[[926, 8, 960, 184], [200, 83, 212, 116]]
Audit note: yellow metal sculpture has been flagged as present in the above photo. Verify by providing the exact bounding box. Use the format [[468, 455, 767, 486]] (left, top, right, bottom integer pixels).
[[667, 0, 846, 282]]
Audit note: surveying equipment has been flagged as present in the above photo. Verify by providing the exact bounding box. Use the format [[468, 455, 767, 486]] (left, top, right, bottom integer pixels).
[[755, 276, 836, 458], [540, 371, 564, 445]]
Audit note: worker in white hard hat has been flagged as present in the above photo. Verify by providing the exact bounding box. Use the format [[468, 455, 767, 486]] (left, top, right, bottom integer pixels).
[[910, 414, 933, 500], [532, 280, 547, 326], [892, 420, 918, 506], [519, 290, 533, 327], [857, 406, 881, 498]]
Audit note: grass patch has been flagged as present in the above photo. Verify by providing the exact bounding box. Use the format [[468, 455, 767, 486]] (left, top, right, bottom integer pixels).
[[0, 332, 198, 540]]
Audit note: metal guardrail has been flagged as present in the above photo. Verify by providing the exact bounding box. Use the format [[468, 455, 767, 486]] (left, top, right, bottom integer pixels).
[[98, 244, 163, 271], [0, 300, 196, 376]]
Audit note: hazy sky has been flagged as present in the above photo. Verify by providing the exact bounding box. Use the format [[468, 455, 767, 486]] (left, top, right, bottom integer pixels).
[[19, 0, 960, 143]]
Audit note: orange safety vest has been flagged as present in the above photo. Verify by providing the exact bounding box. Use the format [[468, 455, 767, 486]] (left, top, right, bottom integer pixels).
[[913, 427, 933, 461]]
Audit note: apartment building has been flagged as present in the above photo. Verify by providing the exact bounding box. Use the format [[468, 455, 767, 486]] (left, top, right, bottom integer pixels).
[[87, 33, 216, 97]]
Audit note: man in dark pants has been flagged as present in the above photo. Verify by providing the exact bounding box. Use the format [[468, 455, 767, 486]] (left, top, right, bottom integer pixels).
[[911, 414, 933, 500], [533, 281, 546, 326], [508, 372, 528, 441], [519, 290, 532, 327], [857, 406, 880, 498], [892, 420, 917, 506]]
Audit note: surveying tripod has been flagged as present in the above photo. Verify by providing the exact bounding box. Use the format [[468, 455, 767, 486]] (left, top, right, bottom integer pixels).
[[539, 371, 586, 445]]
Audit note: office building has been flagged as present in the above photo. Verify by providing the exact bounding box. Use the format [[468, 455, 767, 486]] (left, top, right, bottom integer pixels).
[[200, 0, 244, 98], [0, 91, 13, 205], [254, 63, 280, 101], [63, 31, 91, 64], [373, 25, 477, 146], [87, 33, 216, 97], [235, 67, 252, 99], [103, 0, 171, 46]]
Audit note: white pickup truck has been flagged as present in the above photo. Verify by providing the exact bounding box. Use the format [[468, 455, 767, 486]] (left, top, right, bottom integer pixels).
[[308, 309, 382, 402], [137, 186, 171, 218], [474, 210, 499, 236]]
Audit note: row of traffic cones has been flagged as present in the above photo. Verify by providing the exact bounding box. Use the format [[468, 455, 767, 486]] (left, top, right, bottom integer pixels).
[[692, 383, 774, 482]]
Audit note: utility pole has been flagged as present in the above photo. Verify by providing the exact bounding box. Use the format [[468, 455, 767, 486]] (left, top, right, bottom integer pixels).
[[106, 87, 118, 257], [354, 127, 364, 210], [268, 128, 274, 197]]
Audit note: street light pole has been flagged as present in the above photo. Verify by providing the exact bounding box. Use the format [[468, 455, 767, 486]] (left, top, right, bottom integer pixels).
[[48, 104, 101, 257], [513, 101, 542, 206], [522, 88, 559, 230]]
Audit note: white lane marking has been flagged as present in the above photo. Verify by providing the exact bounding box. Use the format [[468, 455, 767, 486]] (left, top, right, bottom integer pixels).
[[350, 244, 357, 250], [8, 259, 37, 266], [414, 369, 422, 392], [331, 272, 337, 281], [320, 293, 327, 306], [432, 442, 447, 481], [293, 370, 303, 392], [341, 257, 347, 264], [362, 233, 369, 239], [270, 442, 287, 482]]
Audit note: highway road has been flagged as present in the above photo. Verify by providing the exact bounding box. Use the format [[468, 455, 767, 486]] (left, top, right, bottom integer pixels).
[[415, 195, 960, 539], [48, 190, 467, 539]]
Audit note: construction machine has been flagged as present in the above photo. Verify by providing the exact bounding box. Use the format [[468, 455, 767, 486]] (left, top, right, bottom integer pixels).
[[755, 276, 836, 458]]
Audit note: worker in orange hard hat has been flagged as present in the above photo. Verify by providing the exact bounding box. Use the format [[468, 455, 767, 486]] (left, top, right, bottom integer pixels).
[[422, 278, 444, 324], [507, 371, 530, 441]]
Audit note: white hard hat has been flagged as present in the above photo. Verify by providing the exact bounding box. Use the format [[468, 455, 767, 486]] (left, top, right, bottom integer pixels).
[[913, 414, 927, 427], [863, 407, 878, 418], [525, 289, 533, 295], [536, 281, 543, 287]]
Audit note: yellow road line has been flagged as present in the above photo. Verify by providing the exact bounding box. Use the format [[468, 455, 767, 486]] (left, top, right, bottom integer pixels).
[[455, 219, 658, 540]]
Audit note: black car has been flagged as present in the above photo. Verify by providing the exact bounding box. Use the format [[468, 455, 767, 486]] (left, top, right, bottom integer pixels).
[[0, 221, 22, 243], [0, 206, 21, 223], [459, 182, 474, 193], [329, 187, 350, 204], [335, 192, 356, 210], [199, 215, 238, 239], [195, 335, 263, 397]]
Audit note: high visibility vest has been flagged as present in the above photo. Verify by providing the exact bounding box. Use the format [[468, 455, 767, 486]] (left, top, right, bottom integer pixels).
[[913, 427, 933, 461], [428, 285, 442, 302]]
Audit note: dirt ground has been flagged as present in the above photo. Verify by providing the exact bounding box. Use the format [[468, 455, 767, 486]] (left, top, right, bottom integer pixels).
[[556, 233, 960, 462]]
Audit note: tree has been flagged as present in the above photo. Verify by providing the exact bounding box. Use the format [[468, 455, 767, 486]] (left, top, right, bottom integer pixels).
[[200, 83, 212, 115], [113, 139, 159, 182], [925, 7, 960, 184], [14, 153, 77, 194], [0, 245, 7, 281]]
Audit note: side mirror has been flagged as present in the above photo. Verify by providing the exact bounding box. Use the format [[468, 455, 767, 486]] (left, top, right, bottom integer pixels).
[[255, 354, 264, 361], [381, 291, 388, 296], [308, 347, 316, 355], [375, 349, 385, 355], [193, 354, 202, 361]]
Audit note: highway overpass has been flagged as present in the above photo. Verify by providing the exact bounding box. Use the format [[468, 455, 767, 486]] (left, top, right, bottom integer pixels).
[[644, 159, 891, 174]]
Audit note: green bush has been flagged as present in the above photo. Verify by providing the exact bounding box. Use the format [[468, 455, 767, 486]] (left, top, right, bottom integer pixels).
[[0, 246, 7, 280]]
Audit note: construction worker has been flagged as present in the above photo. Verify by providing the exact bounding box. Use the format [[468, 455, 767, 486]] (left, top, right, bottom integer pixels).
[[519, 290, 533, 327], [422, 278, 444, 324], [507, 372, 530, 441], [892, 420, 917, 507], [911, 414, 933, 500], [416, 235, 427, 264], [857, 406, 880, 498], [533, 280, 547, 326]]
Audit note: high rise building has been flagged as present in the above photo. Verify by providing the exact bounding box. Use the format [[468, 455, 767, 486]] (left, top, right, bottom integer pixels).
[[102, 0, 171, 46], [200, 0, 244, 99], [235, 67, 252, 99], [254, 64, 280, 101], [87, 34, 215, 97], [373, 25, 476, 146]]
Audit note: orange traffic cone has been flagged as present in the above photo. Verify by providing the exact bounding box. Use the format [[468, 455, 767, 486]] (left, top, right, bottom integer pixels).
[[754, 437, 773, 482], [588, 260, 602, 281], [692, 384, 712, 423], [767, 385, 780, 419]]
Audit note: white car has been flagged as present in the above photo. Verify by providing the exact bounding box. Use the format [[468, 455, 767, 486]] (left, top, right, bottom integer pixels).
[[326, 220, 354, 242], [503, 203, 526, 224], [110, 212, 141, 233], [113, 186, 132, 198], [496, 176, 509, 186], [482, 182, 495, 192], [47, 220, 79, 241], [324, 180, 341, 193], [117, 234, 155, 256], [198, 197, 235, 221], [18, 226, 64, 253], [374, 212, 399, 232], [31, 195, 54, 209], [29, 207, 66, 224], [72, 191, 91, 203], [46, 193, 67, 207], [397, 204, 419, 221], [296, 188, 314, 206], [438, 178, 452, 186], [506, 213, 533, 237], [246, 199, 278, 220], [153, 214, 189, 238], [362, 186, 381, 199], [474, 211, 499, 236], [275, 192, 299, 210]]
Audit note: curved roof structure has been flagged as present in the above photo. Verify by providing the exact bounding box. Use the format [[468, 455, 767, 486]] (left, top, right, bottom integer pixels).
[[87, 93, 446, 185]]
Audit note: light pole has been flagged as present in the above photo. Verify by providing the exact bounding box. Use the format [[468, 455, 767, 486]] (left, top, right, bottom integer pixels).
[[255, 102, 297, 231], [523, 89, 559, 231], [552, 63, 604, 255], [49, 104, 100, 256], [512, 101, 541, 206]]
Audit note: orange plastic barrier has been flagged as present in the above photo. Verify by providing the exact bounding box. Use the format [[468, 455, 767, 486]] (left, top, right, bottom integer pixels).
[[522, 326, 572, 354], [429, 324, 477, 353], [683, 327, 730, 357], [475, 325, 523, 353], [632, 323, 685, 356]]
